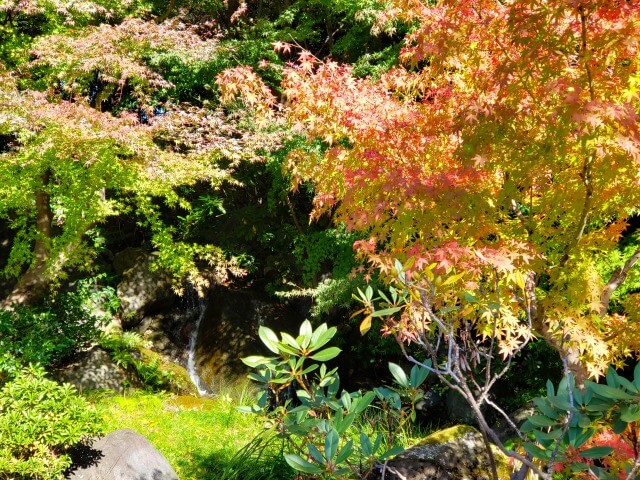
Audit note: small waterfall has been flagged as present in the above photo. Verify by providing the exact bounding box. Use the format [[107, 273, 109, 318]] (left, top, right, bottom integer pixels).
[[187, 298, 209, 395]]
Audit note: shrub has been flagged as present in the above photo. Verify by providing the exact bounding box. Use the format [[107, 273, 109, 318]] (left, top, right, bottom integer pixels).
[[241, 320, 428, 479], [98, 331, 189, 392], [521, 365, 640, 479], [0, 278, 115, 378], [0, 366, 104, 480]]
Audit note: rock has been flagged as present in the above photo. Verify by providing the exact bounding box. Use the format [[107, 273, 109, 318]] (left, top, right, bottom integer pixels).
[[113, 247, 147, 275], [136, 346, 197, 396], [116, 252, 176, 328], [135, 308, 197, 365], [193, 288, 306, 392], [444, 389, 493, 426], [67, 429, 179, 480], [55, 347, 134, 394], [417, 390, 445, 412], [492, 404, 536, 443], [380, 425, 512, 480]]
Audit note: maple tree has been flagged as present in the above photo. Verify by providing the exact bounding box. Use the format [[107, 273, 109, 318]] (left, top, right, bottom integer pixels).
[[280, 0, 640, 386], [0, 14, 260, 307]]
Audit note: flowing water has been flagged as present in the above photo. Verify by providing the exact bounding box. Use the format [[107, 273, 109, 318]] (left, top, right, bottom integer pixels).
[[186, 298, 209, 395]]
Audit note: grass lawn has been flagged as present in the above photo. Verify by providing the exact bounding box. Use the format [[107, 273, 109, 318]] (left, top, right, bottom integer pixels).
[[89, 390, 293, 480]]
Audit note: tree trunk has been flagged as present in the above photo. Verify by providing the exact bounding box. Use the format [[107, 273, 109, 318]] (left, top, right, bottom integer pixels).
[[1, 170, 53, 308]]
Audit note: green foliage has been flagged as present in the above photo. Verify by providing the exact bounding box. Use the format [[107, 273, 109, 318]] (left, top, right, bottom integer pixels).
[[599, 230, 640, 310], [521, 365, 640, 478], [293, 225, 359, 285], [98, 331, 185, 392], [251, 0, 395, 63], [241, 320, 422, 479], [351, 43, 401, 78], [218, 430, 293, 480], [0, 0, 142, 67], [0, 365, 103, 480], [0, 277, 114, 377]]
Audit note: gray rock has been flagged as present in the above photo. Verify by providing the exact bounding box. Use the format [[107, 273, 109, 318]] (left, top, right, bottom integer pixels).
[[117, 252, 176, 328], [445, 389, 492, 426], [56, 347, 132, 394], [193, 288, 306, 392], [380, 425, 511, 480], [416, 389, 445, 413], [135, 310, 196, 365], [492, 404, 536, 443], [67, 429, 179, 480], [113, 248, 147, 275]]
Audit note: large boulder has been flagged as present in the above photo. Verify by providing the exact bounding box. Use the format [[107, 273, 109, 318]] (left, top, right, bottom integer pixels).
[[193, 288, 307, 392], [135, 309, 196, 365], [67, 429, 179, 480], [380, 425, 513, 480], [56, 347, 134, 394], [116, 250, 176, 328]]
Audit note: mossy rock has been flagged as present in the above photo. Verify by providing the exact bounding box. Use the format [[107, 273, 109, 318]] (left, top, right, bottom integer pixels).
[[382, 425, 514, 480], [137, 347, 197, 396]]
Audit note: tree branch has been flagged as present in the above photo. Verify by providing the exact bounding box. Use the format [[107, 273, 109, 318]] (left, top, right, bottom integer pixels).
[[600, 246, 640, 316], [510, 199, 533, 236]]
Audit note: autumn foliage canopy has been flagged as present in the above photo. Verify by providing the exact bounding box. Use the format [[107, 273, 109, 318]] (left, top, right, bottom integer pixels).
[[273, 0, 640, 380]]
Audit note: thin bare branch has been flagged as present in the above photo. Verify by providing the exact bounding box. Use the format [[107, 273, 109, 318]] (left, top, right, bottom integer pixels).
[[600, 245, 640, 316]]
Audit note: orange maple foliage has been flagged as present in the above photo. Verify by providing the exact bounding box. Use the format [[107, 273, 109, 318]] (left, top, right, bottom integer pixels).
[[279, 0, 640, 380]]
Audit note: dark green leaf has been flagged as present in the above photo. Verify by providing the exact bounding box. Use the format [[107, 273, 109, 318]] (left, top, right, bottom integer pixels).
[[606, 367, 619, 388], [579, 446, 614, 459], [353, 391, 375, 414], [533, 398, 560, 419], [325, 429, 339, 460], [284, 454, 322, 474], [523, 442, 550, 460], [585, 381, 636, 401], [409, 363, 430, 388], [612, 416, 628, 434], [527, 415, 557, 427], [379, 445, 404, 460], [371, 306, 402, 318], [307, 442, 324, 464], [621, 404, 640, 422], [360, 433, 372, 456], [335, 440, 353, 464]]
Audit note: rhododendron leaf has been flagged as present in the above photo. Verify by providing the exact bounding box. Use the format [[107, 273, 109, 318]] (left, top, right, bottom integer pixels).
[[579, 446, 614, 459]]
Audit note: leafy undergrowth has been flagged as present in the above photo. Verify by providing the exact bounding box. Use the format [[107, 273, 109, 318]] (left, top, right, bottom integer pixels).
[[90, 390, 293, 480]]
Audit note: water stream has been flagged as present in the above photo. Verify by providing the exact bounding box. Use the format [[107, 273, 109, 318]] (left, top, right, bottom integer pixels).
[[186, 298, 209, 395]]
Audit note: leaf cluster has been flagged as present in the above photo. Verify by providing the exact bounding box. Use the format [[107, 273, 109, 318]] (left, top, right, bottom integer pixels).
[[240, 320, 434, 479], [0, 365, 104, 480], [0, 278, 113, 377], [521, 365, 640, 479]]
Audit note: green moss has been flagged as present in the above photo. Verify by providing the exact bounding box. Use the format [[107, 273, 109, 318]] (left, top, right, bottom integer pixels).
[[419, 425, 514, 480], [138, 346, 197, 396], [419, 424, 478, 445]]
